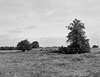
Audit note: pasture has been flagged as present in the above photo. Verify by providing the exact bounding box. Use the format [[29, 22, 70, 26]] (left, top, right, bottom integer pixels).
[[0, 48, 100, 77]]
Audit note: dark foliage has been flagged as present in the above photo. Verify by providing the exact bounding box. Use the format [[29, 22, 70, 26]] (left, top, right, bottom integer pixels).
[[58, 46, 68, 53], [58, 19, 90, 54], [92, 45, 99, 48], [66, 19, 90, 54], [31, 41, 39, 48], [58, 46, 79, 54], [16, 39, 31, 52], [0, 46, 15, 50]]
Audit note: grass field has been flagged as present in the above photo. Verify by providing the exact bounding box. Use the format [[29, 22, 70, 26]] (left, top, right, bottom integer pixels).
[[0, 48, 100, 77]]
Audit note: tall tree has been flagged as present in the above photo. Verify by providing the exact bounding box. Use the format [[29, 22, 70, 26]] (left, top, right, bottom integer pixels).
[[66, 19, 90, 53]]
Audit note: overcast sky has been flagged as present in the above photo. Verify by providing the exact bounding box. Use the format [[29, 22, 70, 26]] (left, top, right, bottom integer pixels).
[[0, 0, 100, 47]]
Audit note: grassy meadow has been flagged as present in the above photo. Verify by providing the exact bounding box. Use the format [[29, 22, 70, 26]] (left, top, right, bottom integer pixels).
[[0, 48, 100, 77]]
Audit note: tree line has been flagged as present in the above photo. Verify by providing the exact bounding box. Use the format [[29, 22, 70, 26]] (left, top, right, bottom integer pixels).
[[0, 40, 39, 51]]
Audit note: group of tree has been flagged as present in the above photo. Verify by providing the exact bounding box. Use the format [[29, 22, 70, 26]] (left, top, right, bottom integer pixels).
[[58, 19, 90, 54], [0, 19, 94, 54], [16, 39, 39, 52], [0, 40, 39, 51], [12, 19, 91, 54]]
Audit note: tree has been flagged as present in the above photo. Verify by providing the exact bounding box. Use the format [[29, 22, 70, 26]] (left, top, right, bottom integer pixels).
[[16, 39, 31, 52], [31, 41, 39, 48], [66, 19, 90, 54]]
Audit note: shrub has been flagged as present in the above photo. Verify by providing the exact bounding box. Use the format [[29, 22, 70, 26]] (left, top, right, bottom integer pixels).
[[92, 45, 99, 48], [58, 45, 90, 54], [58, 46, 68, 53]]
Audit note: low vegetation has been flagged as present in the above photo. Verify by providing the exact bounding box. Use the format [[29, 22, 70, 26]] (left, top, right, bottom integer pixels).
[[92, 45, 99, 48], [0, 46, 15, 50]]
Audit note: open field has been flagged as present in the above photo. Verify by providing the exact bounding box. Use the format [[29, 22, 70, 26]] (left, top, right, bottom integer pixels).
[[0, 48, 100, 77]]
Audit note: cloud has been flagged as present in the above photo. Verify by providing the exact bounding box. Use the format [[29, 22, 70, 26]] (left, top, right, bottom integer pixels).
[[39, 36, 66, 47], [0, 35, 9, 39], [0, 0, 99, 46], [26, 25, 37, 29], [9, 30, 22, 33]]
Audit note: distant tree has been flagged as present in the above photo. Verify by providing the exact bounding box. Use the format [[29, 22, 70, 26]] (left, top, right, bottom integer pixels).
[[31, 41, 39, 48], [66, 19, 90, 54], [92, 45, 99, 48], [0, 46, 15, 50], [7, 46, 15, 50], [16, 39, 31, 52]]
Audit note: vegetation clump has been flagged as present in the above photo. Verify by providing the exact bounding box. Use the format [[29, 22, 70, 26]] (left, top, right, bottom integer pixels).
[[92, 45, 99, 48], [0, 46, 15, 50]]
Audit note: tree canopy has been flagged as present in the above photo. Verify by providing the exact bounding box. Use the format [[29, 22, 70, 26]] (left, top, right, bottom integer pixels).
[[17, 39, 31, 52], [66, 19, 90, 53], [31, 41, 39, 48]]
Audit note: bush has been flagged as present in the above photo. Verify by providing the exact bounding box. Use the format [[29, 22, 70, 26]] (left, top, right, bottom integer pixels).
[[58, 46, 68, 53], [16, 39, 31, 52], [58, 46, 78, 54], [92, 45, 99, 48], [58, 44, 90, 54]]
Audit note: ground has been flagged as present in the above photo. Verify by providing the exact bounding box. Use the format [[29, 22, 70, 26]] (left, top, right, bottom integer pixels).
[[0, 48, 100, 77]]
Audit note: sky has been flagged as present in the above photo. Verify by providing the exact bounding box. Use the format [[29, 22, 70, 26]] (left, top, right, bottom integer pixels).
[[0, 0, 100, 47]]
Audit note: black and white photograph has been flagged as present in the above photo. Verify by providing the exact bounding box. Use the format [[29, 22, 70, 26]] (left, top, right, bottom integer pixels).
[[0, 0, 100, 77]]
